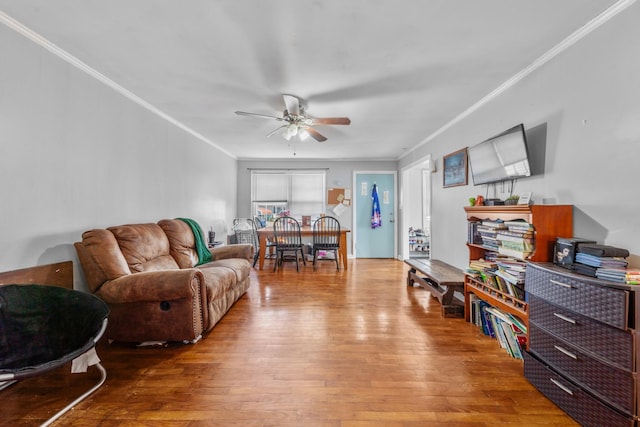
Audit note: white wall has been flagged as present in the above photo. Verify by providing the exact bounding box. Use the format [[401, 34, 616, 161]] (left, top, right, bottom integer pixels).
[[403, 168, 424, 230], [4, 4, 639, 286], [237, 159, 398, 256], [399, 3, 640, 269], [400, 167, 428, 259], [0, 24, 238, 289]]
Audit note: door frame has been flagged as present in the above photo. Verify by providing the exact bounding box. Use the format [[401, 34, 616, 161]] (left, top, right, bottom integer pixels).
[[352, 171, 398, 259], [400, 155, 434, 260]]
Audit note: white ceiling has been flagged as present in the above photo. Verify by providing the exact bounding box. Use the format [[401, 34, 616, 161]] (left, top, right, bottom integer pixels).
[[0, 1, 621, 160]]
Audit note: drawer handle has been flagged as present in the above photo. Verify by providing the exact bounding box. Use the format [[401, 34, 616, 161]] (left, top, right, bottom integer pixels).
[[550, 279, 573, 289], [550, 377, 574, 396], [553, 312, 577, 324], [554, 345, 578, 360]]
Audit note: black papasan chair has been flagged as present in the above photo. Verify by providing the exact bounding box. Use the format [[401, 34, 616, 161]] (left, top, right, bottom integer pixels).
[[0, 284, 109, 427]]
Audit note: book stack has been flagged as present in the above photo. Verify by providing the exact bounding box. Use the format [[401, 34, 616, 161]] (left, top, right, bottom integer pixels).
[[469, 296, 527, 359], [468, 258, 496, 273], [467, 258, 497, 287], [466, 265, 524, 300], [476, 220, 506, 251], [595, 268, 630, 283], [573, 243, 630, 279], [591, 267, 640, 284], [494, 259, 526, 299], [576, 253, 628, 269], [467, 254, 528, 295], [467, 220, 483, 245], [496, 220, 534, 260]]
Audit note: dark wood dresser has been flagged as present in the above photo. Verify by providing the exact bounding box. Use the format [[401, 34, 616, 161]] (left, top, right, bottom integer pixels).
[[525, 262, 638, 427]]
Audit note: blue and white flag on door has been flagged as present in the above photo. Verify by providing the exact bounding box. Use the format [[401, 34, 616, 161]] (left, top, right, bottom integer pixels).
[[371, 184, 382, 229]]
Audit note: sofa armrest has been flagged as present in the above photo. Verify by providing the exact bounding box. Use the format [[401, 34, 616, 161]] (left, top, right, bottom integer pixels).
[[210, 243, 253, 262], [95, 269, 204, 304]]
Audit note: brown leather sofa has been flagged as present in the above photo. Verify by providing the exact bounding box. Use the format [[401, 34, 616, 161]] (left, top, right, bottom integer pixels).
[[74, 219, 252, 343]]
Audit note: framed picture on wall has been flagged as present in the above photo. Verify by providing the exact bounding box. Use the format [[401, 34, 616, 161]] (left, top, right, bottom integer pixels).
[[443, 148, 468, 188], [518, 191, 532, 205]]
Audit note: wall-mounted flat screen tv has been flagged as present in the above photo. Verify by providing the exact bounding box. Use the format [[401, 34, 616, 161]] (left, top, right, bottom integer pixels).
[[468, 123, 531, 185]]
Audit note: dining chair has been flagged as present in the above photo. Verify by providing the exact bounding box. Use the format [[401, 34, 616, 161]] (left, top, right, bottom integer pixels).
[[312, 216, 341, 271], [254, 216, 277, 261], [272, 216, 306, 272]]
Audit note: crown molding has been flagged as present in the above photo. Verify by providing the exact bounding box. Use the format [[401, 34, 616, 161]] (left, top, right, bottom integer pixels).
[[0, 10, 236, 160], [401, 0, 637, 160]]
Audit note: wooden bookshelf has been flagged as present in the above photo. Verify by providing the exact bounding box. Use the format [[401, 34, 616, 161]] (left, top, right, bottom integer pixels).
[[463, 205, 573, 348], [464, 205, 573, 263]]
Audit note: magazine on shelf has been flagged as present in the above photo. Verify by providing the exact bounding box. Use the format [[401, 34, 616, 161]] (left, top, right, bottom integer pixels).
[[498, 246, 532, 260]]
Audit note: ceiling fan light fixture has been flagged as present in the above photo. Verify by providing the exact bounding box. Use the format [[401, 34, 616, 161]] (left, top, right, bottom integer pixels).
[[285, 125, 298, 139], [236, 94, 350, 144]]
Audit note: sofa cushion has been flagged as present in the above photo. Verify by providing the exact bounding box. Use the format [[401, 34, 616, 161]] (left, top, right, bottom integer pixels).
[[108, 223, 179, 273], [204, 258, 251, 285], [199, 266, 238, 302], [75, 229, 132, 292], [158, 219, 200, 268]]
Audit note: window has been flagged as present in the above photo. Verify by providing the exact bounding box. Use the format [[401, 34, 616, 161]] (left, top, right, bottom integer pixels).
[[251, 170, 326, 221]]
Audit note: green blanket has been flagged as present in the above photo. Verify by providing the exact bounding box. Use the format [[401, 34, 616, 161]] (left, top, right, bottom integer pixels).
[[177, 218, 213, 266]]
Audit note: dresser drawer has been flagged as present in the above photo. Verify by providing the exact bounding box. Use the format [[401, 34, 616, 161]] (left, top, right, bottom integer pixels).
[[526, 264, 629, 329], [529, 324, 635, 415], [529, 295, 634, 370], [524, 352, 633, 427]]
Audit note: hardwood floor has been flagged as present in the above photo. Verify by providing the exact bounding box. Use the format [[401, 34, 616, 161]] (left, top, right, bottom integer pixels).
[[4, 259, 578, 426]]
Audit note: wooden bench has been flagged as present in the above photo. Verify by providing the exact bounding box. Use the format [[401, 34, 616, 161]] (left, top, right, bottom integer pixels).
[[405, 258, 465, 317]]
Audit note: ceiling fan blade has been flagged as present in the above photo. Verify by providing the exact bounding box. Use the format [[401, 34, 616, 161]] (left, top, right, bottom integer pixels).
[[266, 125, 288, 138], [309, 117, 351, 125], [235, 111, 284, 121], [282, 95, 300, 116], [306, 127, 327, 142]]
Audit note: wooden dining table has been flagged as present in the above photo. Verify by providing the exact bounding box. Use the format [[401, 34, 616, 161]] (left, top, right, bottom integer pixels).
[[256, 227, 350, 271]]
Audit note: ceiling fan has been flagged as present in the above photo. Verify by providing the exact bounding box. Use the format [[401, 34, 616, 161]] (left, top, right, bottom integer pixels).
[[235, 95, 350, 142]]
